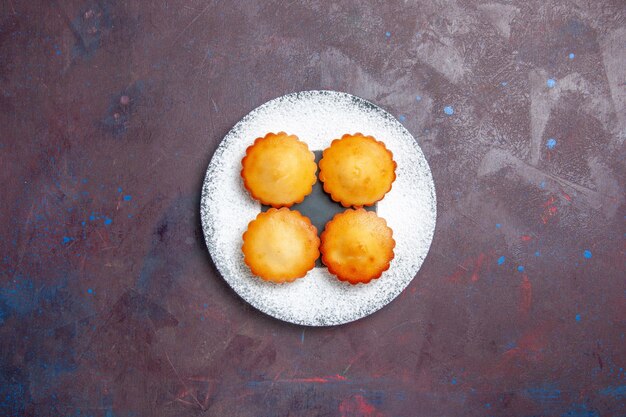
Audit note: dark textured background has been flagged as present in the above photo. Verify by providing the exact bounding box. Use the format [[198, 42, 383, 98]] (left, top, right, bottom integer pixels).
[[1, 0, 625, 416]]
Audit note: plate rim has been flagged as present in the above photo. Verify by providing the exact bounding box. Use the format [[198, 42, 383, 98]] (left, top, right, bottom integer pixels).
[[200, 89, 437, 326]]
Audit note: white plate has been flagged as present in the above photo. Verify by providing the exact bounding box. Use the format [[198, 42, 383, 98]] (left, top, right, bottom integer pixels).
[[200, 91, 436, 326]]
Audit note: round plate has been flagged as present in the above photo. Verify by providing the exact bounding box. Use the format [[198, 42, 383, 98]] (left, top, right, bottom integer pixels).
[[200, 91, 436, 326]]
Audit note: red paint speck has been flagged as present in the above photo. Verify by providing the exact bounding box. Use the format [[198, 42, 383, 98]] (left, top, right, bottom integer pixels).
[[446, 253, 490, 283], [339, 395, 384, 417], [445, 267, 465, 283], [561, 190, 572, 201], [470, 253, 486, 282], [280, 374, 348, 384], [519, 275, 532, 314], [541, 196, 559, 224], [495, 325, 548, 374], [543, 196, 557, 207], [520, 235, 533, 242]]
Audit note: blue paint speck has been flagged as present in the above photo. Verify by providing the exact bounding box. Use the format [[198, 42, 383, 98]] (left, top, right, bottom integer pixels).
[[203, 303, 208, 308], [485, 403, 491, 409], [505, 340, 517, 350], [81, 178, 88, 184], [123, 195, 132, 201], [576, 314, 581, 321], [584, 250, 592, 259], [561, 404, 599, 417], [569, 53, 575, 60], [444, 106, 454, 115], [62, 237, 73, 245], [451, 377, 458, 385], [385, 31, 391, 38], [599, 385, 626, 398], [547, 79, 556, 88], [117, 187, 122, 193], [87, 288, 93, 294], [415, 95, 422, 102], [526, 386, 562, 403], [128, 214, 133, 218], [398, 115, 406, 122], [497, 256, 506, 265], [546, 138, 557, 149], [81, 221, 86, 227], [501, 81, 508, 86], [540, 181, 546, 188], [535, 251, 540, 257], [104, 218, 112, 226], [518, 265, 525, 272], [496, 223, 501, 229]]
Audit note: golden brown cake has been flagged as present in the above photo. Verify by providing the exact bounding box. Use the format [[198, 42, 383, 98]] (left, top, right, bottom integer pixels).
[[241, 132, 317, 207], [319, 133, 396, 207], [242, 208, 320, 283], [320, 209, 395, 284]]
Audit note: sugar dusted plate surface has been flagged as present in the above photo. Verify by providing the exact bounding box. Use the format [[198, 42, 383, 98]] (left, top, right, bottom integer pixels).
[[200, 90, 436, 326]]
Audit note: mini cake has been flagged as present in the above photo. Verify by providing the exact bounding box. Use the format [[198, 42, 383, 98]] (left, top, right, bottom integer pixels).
[[320, 209, 395, 284], [242, 208, 320, 283], [319, 133, 396, 207], [241, 132, 317, 207]]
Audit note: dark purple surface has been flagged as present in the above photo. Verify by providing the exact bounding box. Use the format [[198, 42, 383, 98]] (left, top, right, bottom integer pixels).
[[1, 1, 625, 416]]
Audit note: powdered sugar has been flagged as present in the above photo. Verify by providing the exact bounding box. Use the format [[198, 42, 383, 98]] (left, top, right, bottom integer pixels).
[[200, 91, 436, 326]]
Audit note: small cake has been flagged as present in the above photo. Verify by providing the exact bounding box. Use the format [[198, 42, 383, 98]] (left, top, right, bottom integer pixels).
[[242, 208, 320, 283], [241, 132, 317, 207], [320, 209, 395, 284], [319, 133, 396, 207]]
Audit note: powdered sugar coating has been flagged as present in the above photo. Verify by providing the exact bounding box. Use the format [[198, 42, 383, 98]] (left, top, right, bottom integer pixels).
[[200, 91, 436, 326]]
